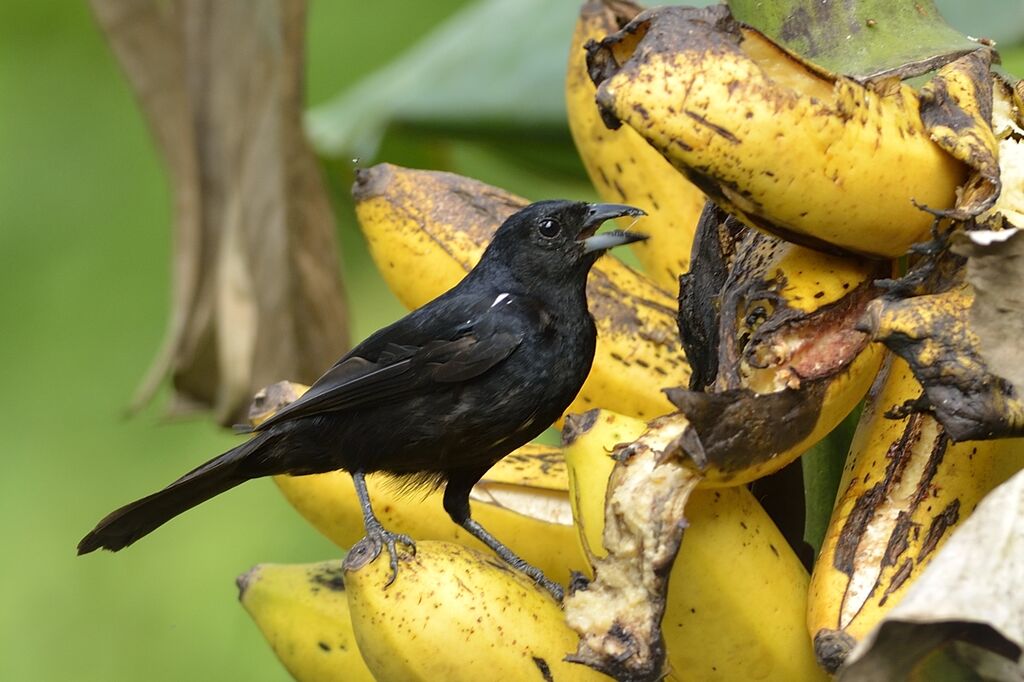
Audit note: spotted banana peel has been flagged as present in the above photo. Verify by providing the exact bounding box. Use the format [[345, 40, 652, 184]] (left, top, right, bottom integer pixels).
[[585, 4, 1003, 258], [807, 355, 1024, 673], [238, 560, 375, 682], [342, 539, 607, 681], [566, 0, 705, 289], [863, 280, 1024, 440]]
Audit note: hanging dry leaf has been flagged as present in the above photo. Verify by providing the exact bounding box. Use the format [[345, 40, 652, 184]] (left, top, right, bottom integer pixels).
[[90, 0, 348, 426], [838, 468, 1024, 680], [952, 228, 1024, 399]]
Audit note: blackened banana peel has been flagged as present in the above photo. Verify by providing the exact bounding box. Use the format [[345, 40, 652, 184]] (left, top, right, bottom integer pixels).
[[670, 222, 888, 483], [861, 281, 1024, 440]]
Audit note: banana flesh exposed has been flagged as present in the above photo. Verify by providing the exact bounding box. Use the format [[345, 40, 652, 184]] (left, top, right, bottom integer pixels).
[[353, 162, 688, 421], [566, 0, 705, 288], [807, 355, 1024, 672], [586, 4, 971, 258], [563, 409, 824, 682]]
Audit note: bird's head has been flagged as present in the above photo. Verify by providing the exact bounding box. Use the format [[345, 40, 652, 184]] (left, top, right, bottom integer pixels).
[[479, 200, 647, 285]]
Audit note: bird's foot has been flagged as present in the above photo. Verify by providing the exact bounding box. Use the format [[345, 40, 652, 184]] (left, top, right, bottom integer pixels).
[[364, 520, 416, 588]]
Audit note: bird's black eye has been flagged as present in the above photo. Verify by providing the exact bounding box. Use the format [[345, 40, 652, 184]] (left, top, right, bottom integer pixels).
[[538, 218, 561, 238]]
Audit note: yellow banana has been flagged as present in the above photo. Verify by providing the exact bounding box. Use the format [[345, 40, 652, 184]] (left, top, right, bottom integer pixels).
[[353, 162, 688, 421], [343, 539, 608, 681], [237, 560, 375, 682], [586, 4, 970, 258], [251, 380, 586, 583], [564, 409, 825, 682], [807, 355, 1024, 673], [566, 0, 705, 289]]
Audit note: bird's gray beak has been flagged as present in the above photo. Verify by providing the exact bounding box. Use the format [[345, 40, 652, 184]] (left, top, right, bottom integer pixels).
[[578, 203, 648, 254]]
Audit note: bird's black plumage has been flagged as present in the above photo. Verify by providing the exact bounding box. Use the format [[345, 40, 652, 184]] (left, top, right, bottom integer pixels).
[[78, 200, 646, 599]]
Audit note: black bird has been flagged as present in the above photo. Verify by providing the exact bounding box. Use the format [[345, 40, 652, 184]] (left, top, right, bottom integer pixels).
[[78, 200, 646, 599]]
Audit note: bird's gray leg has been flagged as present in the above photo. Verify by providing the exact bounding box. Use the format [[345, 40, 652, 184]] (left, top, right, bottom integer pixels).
[[352, 472, 415, 587], [443, 474, 564, 601]]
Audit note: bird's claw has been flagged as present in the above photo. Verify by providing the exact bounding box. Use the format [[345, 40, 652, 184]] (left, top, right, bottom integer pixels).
[[365, 522, 416, 588]]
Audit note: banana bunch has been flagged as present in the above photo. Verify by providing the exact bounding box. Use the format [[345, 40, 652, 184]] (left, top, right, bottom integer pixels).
[[807, 355, 1024, 672], [353, 162, 688, 422], [566, 0, 705, 289], [563, 408, 825, 682], [231, 2, 1024, 679]]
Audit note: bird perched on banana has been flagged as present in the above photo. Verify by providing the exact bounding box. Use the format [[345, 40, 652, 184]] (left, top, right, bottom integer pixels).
[[79, 196, 648, 602]]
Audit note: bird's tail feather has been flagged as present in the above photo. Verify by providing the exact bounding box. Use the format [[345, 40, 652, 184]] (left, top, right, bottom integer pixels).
[[77, 432, 274, 555]]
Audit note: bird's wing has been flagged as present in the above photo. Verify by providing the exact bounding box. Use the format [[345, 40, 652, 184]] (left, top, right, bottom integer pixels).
[[254, 292, 527, 429]]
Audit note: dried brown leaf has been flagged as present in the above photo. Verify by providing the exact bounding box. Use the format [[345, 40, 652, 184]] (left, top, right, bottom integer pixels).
[[90, 0, 348, 426], [952, 228, 1024, 399]]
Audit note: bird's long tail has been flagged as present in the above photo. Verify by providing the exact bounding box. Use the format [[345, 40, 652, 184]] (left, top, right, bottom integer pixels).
[[77, 432, 276, 554]]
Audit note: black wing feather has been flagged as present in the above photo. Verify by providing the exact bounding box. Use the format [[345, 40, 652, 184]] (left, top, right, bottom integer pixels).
[[255, 293, 527, 429]]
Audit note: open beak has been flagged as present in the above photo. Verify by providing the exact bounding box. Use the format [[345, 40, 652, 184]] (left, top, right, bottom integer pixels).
[[578, 203, 648, 253]]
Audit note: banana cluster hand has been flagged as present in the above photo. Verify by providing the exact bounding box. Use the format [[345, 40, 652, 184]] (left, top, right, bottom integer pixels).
[[235, 1, 1024, 678]]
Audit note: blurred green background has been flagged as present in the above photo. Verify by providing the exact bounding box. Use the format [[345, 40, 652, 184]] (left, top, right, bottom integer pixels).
[[2, 0, 1022, 680]]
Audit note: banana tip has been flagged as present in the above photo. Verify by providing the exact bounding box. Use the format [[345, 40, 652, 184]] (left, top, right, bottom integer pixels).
[[236, 565, 261, 601], [813, 629, 857, 674], [351, 163, 394, 203], [562, 409, 600, 447]]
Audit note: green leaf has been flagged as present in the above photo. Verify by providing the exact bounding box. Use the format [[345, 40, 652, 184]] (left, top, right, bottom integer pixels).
[[728, 0, 982, 79], [934, 0, 1024, 47], [802, 403, 860, 555], [306, 0, 579, 160]]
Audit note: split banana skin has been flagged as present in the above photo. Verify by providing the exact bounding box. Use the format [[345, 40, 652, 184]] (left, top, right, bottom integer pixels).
[[235, 0, 1024, 679]]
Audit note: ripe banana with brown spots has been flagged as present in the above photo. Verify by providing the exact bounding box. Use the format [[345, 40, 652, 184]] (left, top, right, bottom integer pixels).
[[807, 355, 1024, 673], [566, 0, 705, 289], [353, 162, 688, 421], [342, 538, 608, 681], [238, 560, 375, 682], [586, 4, 975, 258]]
